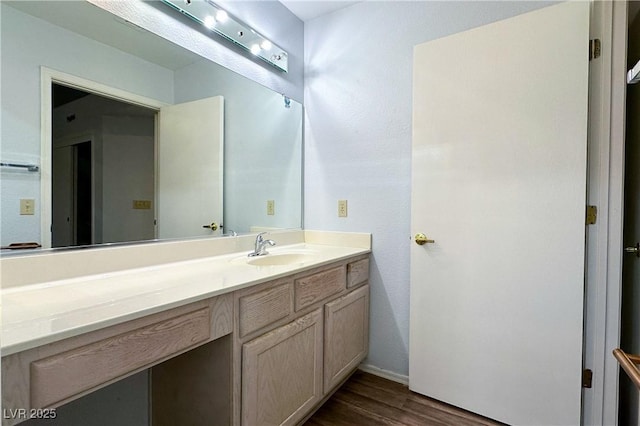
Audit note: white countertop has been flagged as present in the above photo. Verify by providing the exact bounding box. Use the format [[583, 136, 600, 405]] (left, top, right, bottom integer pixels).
[[1, 242, 370, 356]]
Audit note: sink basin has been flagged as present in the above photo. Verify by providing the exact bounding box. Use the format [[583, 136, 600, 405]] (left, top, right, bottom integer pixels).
[[229, 247, 320, 267], [246, 252, 315, 266]]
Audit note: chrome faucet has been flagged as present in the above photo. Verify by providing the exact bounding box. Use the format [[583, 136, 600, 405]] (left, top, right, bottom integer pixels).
[[248, 232, 276, 257]]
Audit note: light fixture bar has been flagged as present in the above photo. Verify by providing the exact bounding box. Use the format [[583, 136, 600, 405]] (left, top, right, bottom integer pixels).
[[161, 0, 288, 72]]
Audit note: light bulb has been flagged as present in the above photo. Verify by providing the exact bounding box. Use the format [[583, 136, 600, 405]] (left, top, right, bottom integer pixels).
[[260, 40, 272, 51], [250, 44, 261, 55], [203, 16, 216, 29], [216, 10, 228, 23]]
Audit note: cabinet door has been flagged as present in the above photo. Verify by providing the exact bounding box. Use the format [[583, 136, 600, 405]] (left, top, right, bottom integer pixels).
[[242, 308, 323, 426], [324, 285, 369, 392]]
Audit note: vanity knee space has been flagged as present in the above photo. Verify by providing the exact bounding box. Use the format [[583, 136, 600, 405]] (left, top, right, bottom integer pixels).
[[1, 295, 233, 426]]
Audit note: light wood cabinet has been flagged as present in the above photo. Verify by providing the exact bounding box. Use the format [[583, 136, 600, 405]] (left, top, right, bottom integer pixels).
[[31, 307, 211, 408], [236, 255, 370, 426], [241, 309, 323, 426], [347, 258, 369, 288], [324, 284, 370, 392], [294, 266, 345, 311], [238, 280, 293, 338]]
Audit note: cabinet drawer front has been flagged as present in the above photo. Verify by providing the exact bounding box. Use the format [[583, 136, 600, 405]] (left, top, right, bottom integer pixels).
[[239, 282, 292, 337], [324, 285, 370, 392], [31, 308, 211, 408], [347, 258, 369, 288], [294, 267, 345, 311]]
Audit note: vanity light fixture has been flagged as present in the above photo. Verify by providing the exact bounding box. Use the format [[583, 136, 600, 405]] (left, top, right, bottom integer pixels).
[[161, 0, 288, 72]]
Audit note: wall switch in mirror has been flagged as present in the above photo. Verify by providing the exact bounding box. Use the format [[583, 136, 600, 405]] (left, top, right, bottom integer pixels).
[[338, 200, 348, 218], [267, 200, 275, 216], [20, 199, 35, 215], [133, 200, 152, 210]]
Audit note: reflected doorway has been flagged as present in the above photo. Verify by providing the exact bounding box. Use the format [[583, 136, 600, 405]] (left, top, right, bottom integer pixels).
[[52, 140, 91, 247], [51, 83, 157, 247]]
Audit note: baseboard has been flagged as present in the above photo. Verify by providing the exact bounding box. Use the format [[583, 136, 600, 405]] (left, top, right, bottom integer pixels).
[[358, 363, 409, 385]]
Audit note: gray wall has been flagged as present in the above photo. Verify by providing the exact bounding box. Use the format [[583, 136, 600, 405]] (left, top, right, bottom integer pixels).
[[101, 116, 155, 244], [303, 1, 553, 379]]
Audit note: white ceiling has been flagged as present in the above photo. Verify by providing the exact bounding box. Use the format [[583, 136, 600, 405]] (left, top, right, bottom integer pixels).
[[279, 1, 360, 22]]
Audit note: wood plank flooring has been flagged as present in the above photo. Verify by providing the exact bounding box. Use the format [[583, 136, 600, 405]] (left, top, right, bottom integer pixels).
[[304, 370, 505, 426]]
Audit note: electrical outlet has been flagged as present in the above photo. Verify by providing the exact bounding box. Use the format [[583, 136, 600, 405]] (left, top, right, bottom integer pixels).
[[20, 199, 35, 215], [338, 199, 348, 217], [267, 200, 275, 215]]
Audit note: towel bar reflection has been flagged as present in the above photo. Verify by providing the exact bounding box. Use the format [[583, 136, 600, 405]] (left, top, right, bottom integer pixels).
[[0, 162, 39, 172], [613, 348, 640, 390]]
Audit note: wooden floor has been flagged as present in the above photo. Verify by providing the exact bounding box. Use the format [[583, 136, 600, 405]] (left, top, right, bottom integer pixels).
[[304, 371, 505, 426]]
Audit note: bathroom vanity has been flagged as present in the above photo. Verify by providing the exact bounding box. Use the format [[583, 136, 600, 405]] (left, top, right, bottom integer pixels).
[[1, 231, 371, 426]]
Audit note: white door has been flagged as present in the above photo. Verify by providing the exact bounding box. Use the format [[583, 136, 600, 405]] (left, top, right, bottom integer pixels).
[[409, 3, 589, 426], [157, 96, 224, 239]]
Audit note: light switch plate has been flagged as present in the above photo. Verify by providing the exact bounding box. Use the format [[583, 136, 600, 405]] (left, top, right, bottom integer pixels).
[[267, 200, 275, 215], [133, 200, 152, 210], [20, 199, 35, 215]]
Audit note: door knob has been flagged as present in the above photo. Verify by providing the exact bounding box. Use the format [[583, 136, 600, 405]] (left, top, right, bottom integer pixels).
[[625, 242, 639, 257], [202, 222, 219, 231], [415, 233, 435, 245]]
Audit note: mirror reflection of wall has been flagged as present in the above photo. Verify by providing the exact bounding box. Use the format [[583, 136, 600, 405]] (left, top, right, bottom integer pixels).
[[0, 1, 303, 251], [173, 61, 303, 234]]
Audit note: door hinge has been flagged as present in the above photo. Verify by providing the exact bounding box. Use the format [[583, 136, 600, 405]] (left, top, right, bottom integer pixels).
[[589, 39, 601, 61], [586, 205, 597, 225], [583, 369, 593, 388]]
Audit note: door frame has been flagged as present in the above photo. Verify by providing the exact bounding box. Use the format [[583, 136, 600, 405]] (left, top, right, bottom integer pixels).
[[583, 1, 628, 425], [40, 67, 167, 248]]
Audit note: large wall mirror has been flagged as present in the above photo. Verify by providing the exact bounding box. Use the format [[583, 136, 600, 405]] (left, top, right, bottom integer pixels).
[[0, 1, 303, 251]]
